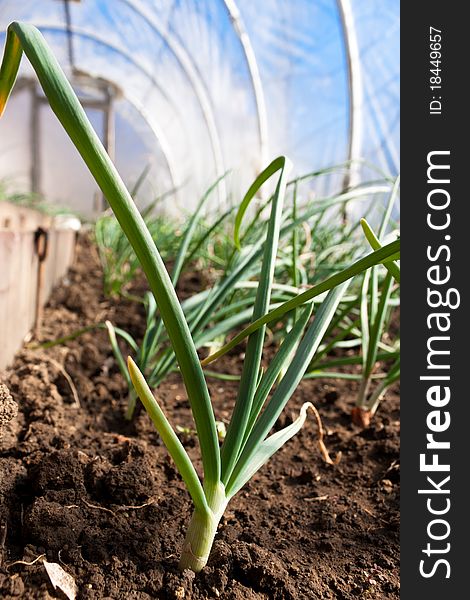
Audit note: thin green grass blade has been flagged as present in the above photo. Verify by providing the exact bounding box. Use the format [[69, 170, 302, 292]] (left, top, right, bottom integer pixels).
[[172, 172, 229, 286], [308, 296, 363, 369], [141, 187, 180, 219], [370, 260, 379, 325], [31, 324, 101, 350], [127, 358, 209, 514], [308, 350, 400, 377], [33, 322, 139, 353], [364, 356, 400, 414], [105, 321, 132, 388], [286, 161, 395, 188], [183, 206, 235, 268], [312, 316, 361, 367], [378, 175, 400, 239], [384, 357, 401, 383], [0, 22, 220, 485], [361, 219, 400, 283], [242, 302, 313, 446], [233, 157, 289, 250], [146, 173, 231, 364], [187, 239, 262, 335], [235, 195, 271, 251], [203, 370, 241, 382], [0, 27, 21, 113], [364, 272, 394, 377], [307, 349, 400, 372], [130, 164, 151, 198], [291, 182, 300, 321], [137, 293, 159, 366], [144, 291, 158, 326], [360, 271, 371, 372], [305, 372, 374, 380]]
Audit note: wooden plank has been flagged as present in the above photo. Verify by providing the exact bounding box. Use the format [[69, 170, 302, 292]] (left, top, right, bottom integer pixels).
[[0, 203, 78, 370], [0, 230, 38, 370]]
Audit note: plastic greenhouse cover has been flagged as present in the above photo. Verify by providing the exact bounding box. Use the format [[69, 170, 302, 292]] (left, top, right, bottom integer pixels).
[[0, 0, 399, 218]]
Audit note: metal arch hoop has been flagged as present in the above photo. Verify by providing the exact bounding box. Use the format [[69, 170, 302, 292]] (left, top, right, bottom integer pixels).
[[222, 0, 268, 171], [337, 0, 364, 191], [121, 0, 228, 204]]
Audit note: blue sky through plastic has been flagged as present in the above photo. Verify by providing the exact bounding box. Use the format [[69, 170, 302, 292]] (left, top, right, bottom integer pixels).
[[0, 0, 399, 215]]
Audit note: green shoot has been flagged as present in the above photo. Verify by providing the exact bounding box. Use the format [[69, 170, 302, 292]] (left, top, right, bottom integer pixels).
[[0, 22, 401, 572], [306, 180, 400, 427]]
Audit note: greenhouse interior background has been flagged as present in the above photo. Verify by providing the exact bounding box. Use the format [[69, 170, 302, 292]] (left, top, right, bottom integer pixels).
[[0, 2, 401, 596], [0, 0, 399, 219]]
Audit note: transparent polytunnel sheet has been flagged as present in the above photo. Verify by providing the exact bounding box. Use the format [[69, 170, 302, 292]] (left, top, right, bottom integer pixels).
[[355, 0, 399, 175], [0, 0, 399, 219]]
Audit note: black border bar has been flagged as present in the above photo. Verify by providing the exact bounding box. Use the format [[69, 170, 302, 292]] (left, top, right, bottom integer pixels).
[[401, 3, 467, 597]]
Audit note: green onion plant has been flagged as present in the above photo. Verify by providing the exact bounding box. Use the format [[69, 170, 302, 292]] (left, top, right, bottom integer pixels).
[[351, 212, 400, 426], [103, 173, 384, 417], [306, 179, 400, 426], [0, 22, 400, 571]]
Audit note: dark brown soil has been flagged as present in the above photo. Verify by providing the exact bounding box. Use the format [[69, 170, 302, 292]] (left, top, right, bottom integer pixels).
[[0, 236, 400, 599]]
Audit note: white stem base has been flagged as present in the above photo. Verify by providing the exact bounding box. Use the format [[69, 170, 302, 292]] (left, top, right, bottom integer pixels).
[[178, 484, 227, 572]]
